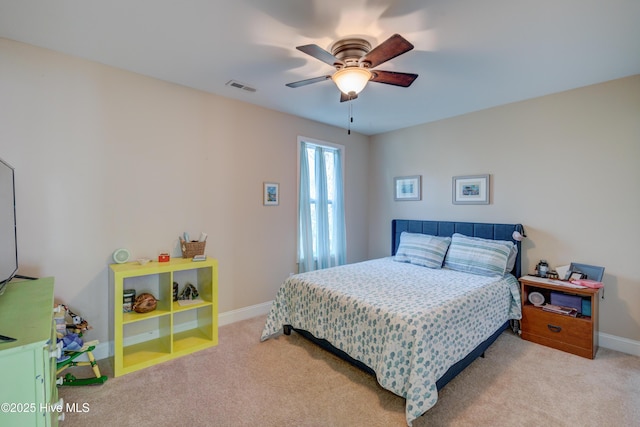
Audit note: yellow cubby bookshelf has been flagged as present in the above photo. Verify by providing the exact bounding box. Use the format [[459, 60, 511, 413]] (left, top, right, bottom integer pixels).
[[109, 257, 218, 376]]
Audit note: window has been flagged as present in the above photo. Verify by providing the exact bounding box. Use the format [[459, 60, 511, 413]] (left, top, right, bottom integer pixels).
[[298, 138, 346, 272]]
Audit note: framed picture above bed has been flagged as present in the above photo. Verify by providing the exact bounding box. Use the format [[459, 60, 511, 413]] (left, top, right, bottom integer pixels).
[[394, 175, 421, 201], [452, 174, 490, 205]]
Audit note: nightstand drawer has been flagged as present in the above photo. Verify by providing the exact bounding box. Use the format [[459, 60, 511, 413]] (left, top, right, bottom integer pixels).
[[521, 306, 592, 348]]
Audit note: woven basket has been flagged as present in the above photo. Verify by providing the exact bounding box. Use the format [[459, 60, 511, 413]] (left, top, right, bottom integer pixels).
[[181, 240, 206, 258]]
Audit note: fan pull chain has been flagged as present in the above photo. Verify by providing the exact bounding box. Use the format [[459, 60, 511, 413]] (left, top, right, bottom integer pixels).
[[347, 99, 353, 135]]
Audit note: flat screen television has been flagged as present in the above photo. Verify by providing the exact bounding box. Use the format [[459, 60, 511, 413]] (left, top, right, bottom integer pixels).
[[0, 157, 18, 296]]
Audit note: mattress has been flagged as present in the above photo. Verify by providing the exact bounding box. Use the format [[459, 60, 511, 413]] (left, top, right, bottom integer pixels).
[[261, 257, 522, 425]]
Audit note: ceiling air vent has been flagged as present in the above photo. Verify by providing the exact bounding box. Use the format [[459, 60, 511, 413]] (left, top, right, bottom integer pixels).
[[226, 80, 257, 93]]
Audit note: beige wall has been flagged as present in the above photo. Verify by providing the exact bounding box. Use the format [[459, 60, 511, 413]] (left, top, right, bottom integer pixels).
[[0, 38, 370, 345], [369, 75, 640, 342], [1, 36, 638, 349]]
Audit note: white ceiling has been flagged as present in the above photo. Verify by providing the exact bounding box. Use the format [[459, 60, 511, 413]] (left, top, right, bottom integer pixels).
[[1, 0, 639, 135]]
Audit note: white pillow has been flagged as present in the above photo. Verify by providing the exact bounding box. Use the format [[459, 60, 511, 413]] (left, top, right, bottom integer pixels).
[[444, 233, 513, 277], [506, 243, 518, 273], [394, 232, 452, 269]]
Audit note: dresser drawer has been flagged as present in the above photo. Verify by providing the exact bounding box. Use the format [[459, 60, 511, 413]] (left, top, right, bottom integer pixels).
[[521, 306, 592, 349]]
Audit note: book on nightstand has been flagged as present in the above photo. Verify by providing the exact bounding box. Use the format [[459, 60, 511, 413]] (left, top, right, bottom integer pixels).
[[542, 304, 578, 317]]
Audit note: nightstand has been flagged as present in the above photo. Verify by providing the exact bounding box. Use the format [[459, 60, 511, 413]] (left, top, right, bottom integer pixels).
[[519, 276, 600, 359]]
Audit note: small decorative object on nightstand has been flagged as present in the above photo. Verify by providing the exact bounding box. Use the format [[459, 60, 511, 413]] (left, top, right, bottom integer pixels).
[[535, 260, 549, 277], [519, 275, 600, 359]]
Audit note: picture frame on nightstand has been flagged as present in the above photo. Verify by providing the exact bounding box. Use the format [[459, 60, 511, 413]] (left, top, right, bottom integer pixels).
[[568, 262, 605, 282], [568, 271, 586, 281]]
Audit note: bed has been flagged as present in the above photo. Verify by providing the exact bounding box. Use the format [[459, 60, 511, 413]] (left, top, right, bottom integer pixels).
[[261, 219, 524, 425]]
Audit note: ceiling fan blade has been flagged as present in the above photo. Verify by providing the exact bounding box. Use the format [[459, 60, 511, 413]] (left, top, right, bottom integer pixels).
[[361, 34, 414, 68], [286, 75, 332, 88], [340, 92, 358, 103], [296, 44, 343, 67], [370, 70, 418, 87]]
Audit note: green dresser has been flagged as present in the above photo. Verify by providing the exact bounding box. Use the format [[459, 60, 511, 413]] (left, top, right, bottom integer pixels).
[[0, 277, 62, 426]]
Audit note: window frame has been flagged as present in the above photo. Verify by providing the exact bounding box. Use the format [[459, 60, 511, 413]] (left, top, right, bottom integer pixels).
[[296, 136, 345, 266]]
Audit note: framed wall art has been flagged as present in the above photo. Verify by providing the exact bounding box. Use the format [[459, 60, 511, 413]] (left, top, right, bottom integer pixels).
[[394, 175, 421, 201], [452, 174, 490, 205], [263, 182, 279, 206]]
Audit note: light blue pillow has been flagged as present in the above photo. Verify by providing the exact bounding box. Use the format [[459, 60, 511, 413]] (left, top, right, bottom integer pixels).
[[444, 233, 512, 277], [394, 232, 452, 269]]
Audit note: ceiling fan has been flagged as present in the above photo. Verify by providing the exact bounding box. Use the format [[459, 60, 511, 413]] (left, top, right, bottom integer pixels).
[[286, 34, 418, 102]]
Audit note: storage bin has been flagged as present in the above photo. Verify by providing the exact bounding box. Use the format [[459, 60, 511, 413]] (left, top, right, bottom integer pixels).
[[581, 299, 592, 317], [550, 292, 582, 313], [180, 240, 206, 258]]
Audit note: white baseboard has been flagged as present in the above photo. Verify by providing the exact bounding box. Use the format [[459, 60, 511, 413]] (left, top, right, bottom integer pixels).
[[218, 300, 273, 326], [599, 332, 640, 357], [82, 301, 274, 361]]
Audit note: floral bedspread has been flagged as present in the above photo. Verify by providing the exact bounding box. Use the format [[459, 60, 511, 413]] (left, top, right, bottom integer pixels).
[[260, 257, 521, 425]]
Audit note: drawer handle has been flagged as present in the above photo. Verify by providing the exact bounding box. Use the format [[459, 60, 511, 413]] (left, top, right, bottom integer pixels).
[[547, 324, 562, 333]]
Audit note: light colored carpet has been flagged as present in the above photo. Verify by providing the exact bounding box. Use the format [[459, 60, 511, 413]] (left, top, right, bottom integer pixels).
[[59, 315, 640, 426]]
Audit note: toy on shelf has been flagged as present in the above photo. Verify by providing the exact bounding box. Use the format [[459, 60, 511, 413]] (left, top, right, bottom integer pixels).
[[54, 304, 108, 386]]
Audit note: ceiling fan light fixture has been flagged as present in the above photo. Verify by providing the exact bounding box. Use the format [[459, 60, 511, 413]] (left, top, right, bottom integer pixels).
[[331, 67, 372, 96]]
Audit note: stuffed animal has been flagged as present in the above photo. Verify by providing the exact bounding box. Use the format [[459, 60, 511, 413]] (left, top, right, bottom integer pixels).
[[55, 304, 92, 333], [66, 307, 92, 332]]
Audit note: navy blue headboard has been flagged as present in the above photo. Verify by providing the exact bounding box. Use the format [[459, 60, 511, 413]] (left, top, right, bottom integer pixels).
[[392, 219, 525, 278]]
